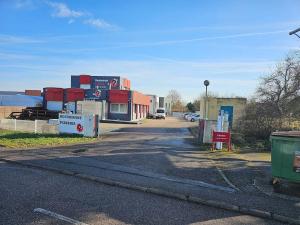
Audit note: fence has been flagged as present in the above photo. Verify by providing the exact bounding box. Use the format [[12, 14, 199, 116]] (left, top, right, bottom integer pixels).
[[0, 106, 24, 119], [0, 119, 58, 134]]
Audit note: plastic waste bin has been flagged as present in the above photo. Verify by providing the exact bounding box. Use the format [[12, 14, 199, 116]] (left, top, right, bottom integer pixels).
[[270, 131, 300, 184]]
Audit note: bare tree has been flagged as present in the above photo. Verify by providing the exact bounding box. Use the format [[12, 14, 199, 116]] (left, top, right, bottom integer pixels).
[[239, 53, 300, 142], [166, 89, 182, 106], [257, 55, 300, 117]]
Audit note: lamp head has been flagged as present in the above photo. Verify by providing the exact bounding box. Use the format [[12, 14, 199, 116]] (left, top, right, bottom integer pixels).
[[204, 80, 210, 87]]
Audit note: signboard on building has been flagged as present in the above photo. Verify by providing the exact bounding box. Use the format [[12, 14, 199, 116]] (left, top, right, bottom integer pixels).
[[92, 76, 120, 90], [84, 89, 108, 100], [58, 113, 99, 137]]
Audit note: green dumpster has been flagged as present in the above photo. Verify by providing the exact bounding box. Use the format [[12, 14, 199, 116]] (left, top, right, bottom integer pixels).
[[271, 131, 300, 183]]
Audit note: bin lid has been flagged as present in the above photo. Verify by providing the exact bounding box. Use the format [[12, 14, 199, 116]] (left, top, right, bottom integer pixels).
[[271, 131, 300, 137]]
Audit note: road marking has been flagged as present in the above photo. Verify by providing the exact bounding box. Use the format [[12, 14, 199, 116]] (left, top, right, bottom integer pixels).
[[216, 166, 240, 191], [34, 208, 89, 225]]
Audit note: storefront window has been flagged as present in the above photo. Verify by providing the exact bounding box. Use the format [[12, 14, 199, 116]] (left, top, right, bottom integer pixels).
[[119, 104, 127, 113], [110, 103, 128, 114]]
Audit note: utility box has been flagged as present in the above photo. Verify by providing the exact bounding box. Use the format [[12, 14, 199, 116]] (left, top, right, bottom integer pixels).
[[271, 131, 300, 183]]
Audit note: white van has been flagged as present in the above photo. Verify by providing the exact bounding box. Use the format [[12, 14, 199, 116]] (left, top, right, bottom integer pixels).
[[155, 108, 166, 119]]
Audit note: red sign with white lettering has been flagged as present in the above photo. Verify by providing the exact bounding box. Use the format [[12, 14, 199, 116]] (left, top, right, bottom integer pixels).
[[212, 131, 230, 142], [212, 130, 231, 151]]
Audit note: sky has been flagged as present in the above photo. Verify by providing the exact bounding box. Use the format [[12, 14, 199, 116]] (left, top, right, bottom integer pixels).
[[0, 0, 300, 102]]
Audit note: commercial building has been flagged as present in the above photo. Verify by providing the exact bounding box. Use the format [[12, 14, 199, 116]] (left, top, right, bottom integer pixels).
[[200, 97, 247, 128], [0, 75, 150, 122], [71, 75, 150, 121]]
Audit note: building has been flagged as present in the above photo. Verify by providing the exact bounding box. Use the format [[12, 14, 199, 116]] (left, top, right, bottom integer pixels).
[[164, 97, 172, 116], [200, 97, 247, 128], [146, 95, 159, 116], [71, 75, 150, 121], [25, 90, 42, 96], [0, 91, 43, 119], [0, 91, 24, 95]]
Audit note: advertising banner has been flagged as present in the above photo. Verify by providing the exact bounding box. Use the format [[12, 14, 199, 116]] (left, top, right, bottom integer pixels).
[[59, 113, 99, 137], [84, 89, 108, 100], [91, 76, 120, 90], [59, 114, 84, 134]]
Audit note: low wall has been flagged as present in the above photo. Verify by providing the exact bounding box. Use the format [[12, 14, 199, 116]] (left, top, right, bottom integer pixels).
[[0, 106, 24, 119], [0, 119, 58, 134]]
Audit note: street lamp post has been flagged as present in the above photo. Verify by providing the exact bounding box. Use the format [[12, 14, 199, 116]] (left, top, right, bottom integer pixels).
[[289, 28, 300, 39], [203, 80, 210, 119]]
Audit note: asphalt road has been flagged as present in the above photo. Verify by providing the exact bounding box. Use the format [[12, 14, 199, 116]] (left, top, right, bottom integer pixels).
[[0, 117, 298, 224], [0, 161, 281, 225]]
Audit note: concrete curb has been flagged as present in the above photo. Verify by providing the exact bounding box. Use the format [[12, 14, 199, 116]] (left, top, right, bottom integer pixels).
[[1, 158, 300, 225]]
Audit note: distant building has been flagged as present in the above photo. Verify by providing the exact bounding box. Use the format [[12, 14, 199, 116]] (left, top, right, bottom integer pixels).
[[0, 91, 24, 95], [71, 75, 149, 121], [164, 97, 172, 116], [158, 97, 164, 108], [25, 90, 41, 96], [200, 97, 247, 128], [146, 95, 159, 116]]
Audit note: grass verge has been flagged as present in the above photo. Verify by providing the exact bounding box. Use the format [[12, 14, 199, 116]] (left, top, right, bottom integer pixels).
[[0, 129, 98, 149]]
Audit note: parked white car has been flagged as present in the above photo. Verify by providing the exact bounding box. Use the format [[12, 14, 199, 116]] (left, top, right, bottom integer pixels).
[[154, 108, 166, 119], [188, 114, 200, 122], [186, 113, 197, 121], [184, 112, 193, 120]]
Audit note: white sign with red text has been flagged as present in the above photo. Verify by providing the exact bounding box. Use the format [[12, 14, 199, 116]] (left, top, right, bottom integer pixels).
[[58, 113, 99, 137], [59, 114, 84, 135]]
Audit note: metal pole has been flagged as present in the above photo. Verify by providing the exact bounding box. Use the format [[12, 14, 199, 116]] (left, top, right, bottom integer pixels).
[[205, 86, 208, 119], [203, 80, 210, 120]]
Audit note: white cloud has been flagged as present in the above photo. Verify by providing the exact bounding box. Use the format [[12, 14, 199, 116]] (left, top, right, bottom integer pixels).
[[45, 1, 115, 29], [108, 30, 290, 48], [84, 19, 113, 29], [14, 0, 34, 9], [47, 1, 84, 18], [0, 34, 43, 44], [0, 52, 37, 60]]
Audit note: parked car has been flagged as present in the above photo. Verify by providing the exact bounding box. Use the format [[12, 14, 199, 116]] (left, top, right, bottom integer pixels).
[[186, 113, 197, 120], [188, 114, 200, 122], [184, 112, 193, 120], [183, 112, 190, 118], [154, 108, 166, 119]]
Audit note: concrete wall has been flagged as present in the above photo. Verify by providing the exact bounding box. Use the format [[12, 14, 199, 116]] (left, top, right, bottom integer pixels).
[[0, 106, 24, 119], [0, 119, 58, 134], [200, 97, 247, 128], [77, 100, 103, 119]]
